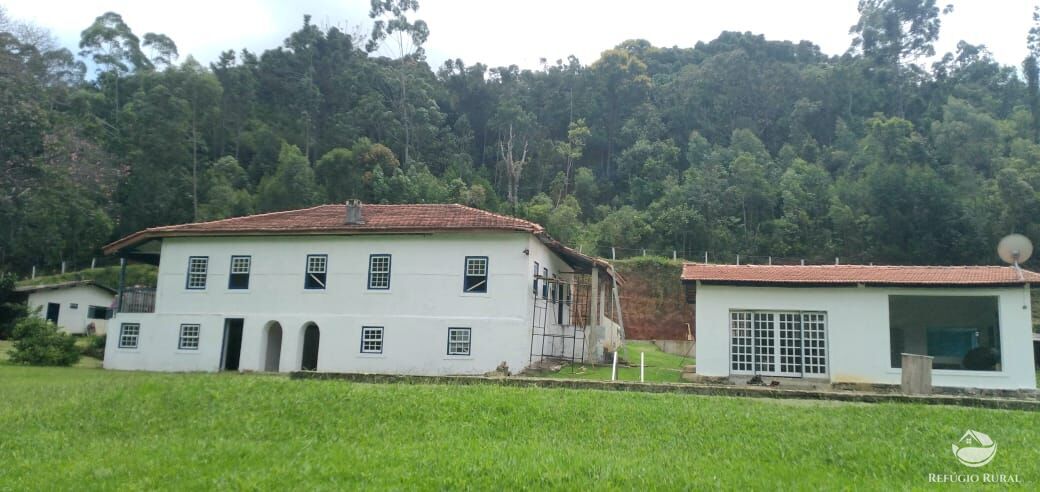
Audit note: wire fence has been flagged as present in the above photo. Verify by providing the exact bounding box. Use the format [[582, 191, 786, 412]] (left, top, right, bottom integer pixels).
[[585, 245, 878, 266], [16, 256, 124, 280]]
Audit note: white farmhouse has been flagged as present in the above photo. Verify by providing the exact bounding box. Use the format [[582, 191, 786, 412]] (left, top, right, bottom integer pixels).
[[14, 280, 115, 335], [683, 263, 1039, 391], [102, 202, 622, 375]]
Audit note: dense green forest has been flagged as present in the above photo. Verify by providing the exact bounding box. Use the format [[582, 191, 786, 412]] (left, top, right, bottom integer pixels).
[[4, 0, 1040, 274]]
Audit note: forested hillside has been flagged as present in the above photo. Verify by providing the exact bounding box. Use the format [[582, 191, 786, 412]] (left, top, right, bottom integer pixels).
[[4, 1, 1040, 274]]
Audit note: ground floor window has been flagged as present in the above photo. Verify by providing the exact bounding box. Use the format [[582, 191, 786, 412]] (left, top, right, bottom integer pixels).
[[888, 296, 1001, 371], [447, 327, 471, 355], [119, 323, 140, 349], [178, 324, 200, 350], [730, 311, 827, 377], [361, 326, 383, 353]]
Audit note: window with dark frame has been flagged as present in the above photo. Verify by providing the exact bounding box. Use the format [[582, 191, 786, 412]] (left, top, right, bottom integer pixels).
[[361, 326, 384, 353], [178, 324, 200, 350], [186, 256, 208, 289], [87, 305, 110, 320], [541, 267, 548, 298], [463, 257, 488, 293], [119, 323, 140, 348], [447, 327, 471, 355], [305, 254, 327, 290], [368, 255, 391, 290], [532, 261, 540, 295], [228, 256, 251, 290]]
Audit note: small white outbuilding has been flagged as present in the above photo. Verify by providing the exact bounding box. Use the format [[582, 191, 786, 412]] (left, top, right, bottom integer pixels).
[[682, 263, 1039, 391], [15, 280, 116, 335]]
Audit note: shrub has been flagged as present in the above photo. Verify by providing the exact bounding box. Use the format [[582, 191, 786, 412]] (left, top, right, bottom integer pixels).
[[0, 271, 28, 340], [82, 334, 106, 360], [8, 318, 81, 366]]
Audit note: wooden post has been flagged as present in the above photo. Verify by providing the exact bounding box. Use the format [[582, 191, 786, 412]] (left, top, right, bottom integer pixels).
[[901, 353, 933, 395], [116, 258, 127, 314]]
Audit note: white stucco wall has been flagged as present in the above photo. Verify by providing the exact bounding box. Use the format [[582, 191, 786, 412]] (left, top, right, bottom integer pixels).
[[27, 285, 114, 335], [106, 231, 593, 375], [694, 283, 1037, 390]]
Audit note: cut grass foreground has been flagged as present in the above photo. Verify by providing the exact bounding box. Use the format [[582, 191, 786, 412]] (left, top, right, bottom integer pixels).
[[1, 366, 1038, 489], [532, 340, 692, 382]]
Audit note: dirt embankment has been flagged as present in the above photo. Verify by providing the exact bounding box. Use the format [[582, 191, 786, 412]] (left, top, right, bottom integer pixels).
[[613, 257, 693, 340]]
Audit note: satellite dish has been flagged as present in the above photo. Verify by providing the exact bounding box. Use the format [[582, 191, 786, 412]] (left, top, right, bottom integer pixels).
[[997, 234, 1033, 266]]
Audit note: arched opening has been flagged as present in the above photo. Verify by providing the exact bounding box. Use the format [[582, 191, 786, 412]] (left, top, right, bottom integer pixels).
[[301, 323, 320, 371], [264, 321, 283, 372]]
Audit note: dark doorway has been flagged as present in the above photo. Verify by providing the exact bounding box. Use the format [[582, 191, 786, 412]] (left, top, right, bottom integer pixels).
[[301, 323, 320, 371], [222, 318, 244, 371], [45, 303, 60, 324], [264, 321, 282, 372]]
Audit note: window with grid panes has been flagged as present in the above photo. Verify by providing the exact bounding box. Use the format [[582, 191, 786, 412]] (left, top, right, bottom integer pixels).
[[361, 326, 383, 353], [178, 324, 200, 350], [305, 254, 327, 289], [447, 327, 471, 355], [119, 323, 140, 348], [463, 257, 487, 293], [186, 257, 208, 289], [368, 255, 391, 290], [229, 256, 251, 289]]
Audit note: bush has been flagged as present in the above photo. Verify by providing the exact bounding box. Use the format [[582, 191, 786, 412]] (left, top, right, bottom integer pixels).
[[0, 271, 28, 340], [8, 318, 81, 366], [82, 334, 106, 360]]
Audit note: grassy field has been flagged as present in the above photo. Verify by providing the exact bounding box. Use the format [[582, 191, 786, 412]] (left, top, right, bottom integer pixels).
[[531, 340, 692, 382], [0, 366, 1037, 490]]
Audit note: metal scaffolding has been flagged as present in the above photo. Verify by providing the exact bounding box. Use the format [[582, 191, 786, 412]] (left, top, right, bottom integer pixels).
[[529, 273, 591, 364]]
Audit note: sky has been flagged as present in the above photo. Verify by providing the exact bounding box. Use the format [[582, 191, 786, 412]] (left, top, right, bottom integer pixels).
[[3, 0, 1037, 71]]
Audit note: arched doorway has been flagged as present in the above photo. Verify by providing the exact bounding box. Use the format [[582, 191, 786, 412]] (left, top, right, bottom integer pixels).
[[264, 321, 282, 372], [301, 323, 320, 371]]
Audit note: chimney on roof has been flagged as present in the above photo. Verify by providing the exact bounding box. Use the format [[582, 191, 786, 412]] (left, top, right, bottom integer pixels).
[[345, 199, 364, 225]]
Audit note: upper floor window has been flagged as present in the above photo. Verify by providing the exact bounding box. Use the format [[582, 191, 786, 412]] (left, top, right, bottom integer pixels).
[[464, 257, 488, 293], [178, 324, 200, 350], [186, 257, 208, 290], [532, 261, 540, 295], [368, 254, 391, 290], [229, 256, 251, 290], [305, 254, 327, 290], [119, 323, 140, 349]]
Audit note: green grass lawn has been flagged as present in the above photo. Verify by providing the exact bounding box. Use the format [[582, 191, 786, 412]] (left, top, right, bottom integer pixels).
[[1, 366, 1037, 489], [532, 340, 692, 383]]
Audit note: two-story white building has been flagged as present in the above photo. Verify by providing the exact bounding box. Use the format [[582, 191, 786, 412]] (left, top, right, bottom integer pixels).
[[102, 202, 622, 375]]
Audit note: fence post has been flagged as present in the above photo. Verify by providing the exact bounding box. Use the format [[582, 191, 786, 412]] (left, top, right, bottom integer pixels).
[[31, 265, 36, 279], [611, 247, 616, 260], [736, 254, 740, 265], [61, 261, 66, 274], [768, 256, 772, 265], [801, 259, 805, 266], [641, 249, 646, 257], [835, 257, 839, 265], [91, 258, 96, 269], [704, 251, 708, 264], [672, 250, 677, 260]]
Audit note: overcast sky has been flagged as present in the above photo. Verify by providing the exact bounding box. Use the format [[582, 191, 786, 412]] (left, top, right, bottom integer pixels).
[[4, 0, 1037, 72]]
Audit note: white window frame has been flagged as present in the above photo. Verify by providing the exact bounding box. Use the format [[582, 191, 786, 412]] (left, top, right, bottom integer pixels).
[[178, 324, 200, 350], [305, 254, 328, 290], [368, 255, 391, 290], [361, 326, 384, 354], [463, 257, 488, 293], [186, 256, 208, 290], [228, 255, 251, 290], [447, 327, 471, 355], [729, 310, 827, 378], [119, 323, 140, 349]]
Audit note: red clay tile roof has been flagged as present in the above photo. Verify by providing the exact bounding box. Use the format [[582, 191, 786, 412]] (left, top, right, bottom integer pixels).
[[104, 204, 543, 254], [680, 263, 1040, 286]]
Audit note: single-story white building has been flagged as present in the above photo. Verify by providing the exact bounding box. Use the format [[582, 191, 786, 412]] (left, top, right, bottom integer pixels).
[[14, 280, 116, 335], [101, 202, 623, 375], [682, 263, 1039, 391]]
